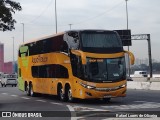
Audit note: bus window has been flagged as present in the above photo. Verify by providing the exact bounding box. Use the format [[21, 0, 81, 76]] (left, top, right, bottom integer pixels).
[[63, 32, 79, 50], [31, 64, 69, 78]]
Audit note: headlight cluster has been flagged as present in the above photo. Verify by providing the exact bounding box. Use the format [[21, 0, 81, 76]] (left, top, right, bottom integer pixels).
[[95, 83, 126, 92], [79, 82, 95, 89], [120, 83, 126, 88], [79, 82, 126, 91]]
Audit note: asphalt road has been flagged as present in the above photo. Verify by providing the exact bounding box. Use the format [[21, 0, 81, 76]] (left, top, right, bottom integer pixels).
[[0, 85, 160, 120]]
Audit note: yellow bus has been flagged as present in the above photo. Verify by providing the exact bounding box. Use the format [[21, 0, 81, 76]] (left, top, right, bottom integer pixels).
[[18, 30, 134, 102]]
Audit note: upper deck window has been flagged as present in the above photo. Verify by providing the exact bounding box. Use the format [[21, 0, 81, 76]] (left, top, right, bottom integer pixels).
[[81, 31, 122, 48], [80, 31, 123, 53]]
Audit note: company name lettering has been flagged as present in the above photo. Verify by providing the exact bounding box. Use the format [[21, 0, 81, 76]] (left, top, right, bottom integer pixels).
[[32, 55, 48, 63]]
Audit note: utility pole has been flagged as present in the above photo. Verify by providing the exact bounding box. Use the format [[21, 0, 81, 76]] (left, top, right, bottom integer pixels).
[[147, 34, 153, 78], [21, 23, 24, 43], [55, 0, 58, 33], [125, 0, 129, 30], [125, 0, 130, 77]]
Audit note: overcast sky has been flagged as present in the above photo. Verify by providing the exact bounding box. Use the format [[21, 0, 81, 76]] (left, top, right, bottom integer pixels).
[[0, 0, 160, 62]]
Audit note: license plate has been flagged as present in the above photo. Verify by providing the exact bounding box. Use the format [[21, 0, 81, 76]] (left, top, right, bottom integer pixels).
[[104, 95, 112, 98]]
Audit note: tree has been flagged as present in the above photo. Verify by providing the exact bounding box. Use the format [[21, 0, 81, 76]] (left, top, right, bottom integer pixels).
[[0, 0, 22, 31]]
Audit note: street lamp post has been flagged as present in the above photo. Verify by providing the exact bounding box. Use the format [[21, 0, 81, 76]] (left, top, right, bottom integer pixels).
[[69, 24, 72, 30], [125, 0, 129, 29], [21, 23, 24, 43], [12, 37, 14, 73], [125, 0, 130, 77], [55, 0, 57, 33]]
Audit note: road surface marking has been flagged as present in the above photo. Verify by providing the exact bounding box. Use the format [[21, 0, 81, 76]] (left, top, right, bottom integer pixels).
[[11, 95, 18, 97], [21, 97, 30, 99], [1, 93, 8, 95], [36, 100, 46, 102], [66, 105, 77, 120], [50, 102, 63, 105], [134, 101, 147, 103]]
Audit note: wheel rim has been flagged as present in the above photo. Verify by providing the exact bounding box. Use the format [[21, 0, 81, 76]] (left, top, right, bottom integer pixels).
[[68, 89, 72, 101], [60, 88, 64, 100], [30, 85, 34, 96], [26, 85, 30, 95]]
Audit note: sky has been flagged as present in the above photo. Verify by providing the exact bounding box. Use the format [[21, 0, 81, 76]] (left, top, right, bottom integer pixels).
[[0, 0, 160, 62]]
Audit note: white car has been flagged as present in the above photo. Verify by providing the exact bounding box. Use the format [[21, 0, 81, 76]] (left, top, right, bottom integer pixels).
[[1, 74, 17, 87]]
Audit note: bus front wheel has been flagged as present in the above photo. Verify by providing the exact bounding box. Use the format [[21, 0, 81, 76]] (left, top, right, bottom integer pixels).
[[67, 87, 74, 102]]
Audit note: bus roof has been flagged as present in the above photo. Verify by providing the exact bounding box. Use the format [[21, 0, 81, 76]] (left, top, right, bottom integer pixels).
[[19, 29, 116, 47], [20, 32, 65, 46]]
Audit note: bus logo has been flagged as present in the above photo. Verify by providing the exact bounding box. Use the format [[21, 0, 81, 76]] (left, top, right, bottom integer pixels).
[[32, 55, 48, 63]]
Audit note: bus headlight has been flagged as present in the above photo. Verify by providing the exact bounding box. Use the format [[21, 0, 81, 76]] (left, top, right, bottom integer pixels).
[[120, 83, 126, 88], [86, 85, 95, 89], [79, 82, 95, 89]]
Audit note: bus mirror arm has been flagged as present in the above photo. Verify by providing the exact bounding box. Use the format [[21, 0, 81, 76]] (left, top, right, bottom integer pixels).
[[71, 50, 86, 64], [124, 50, 135, 65]]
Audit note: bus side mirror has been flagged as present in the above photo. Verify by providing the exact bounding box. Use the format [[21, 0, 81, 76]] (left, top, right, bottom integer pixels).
[[71, 50, 86, 65], [124, 50, 135, 65]]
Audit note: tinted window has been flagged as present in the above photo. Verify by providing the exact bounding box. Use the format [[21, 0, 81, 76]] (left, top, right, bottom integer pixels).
[[19, 35, 64, 56], [32, 64, 69, 78], [81, 32, 122, 48], [80, 31, 123, 53]]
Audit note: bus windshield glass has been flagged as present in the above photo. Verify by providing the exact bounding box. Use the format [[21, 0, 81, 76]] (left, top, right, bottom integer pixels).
[[81, 31, 122, 48], [6, 75, 17, 78], [83, 57, 126, 82]]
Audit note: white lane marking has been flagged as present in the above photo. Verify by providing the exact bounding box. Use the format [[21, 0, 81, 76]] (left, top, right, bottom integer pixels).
[[134, 101, 147, 103], [11, 95, 18, 97], [66, 105, 77, 120], [1, 93, 8, 95], [21, 97, 30, 99], [36, 100, 46, 102], [50, 102, 63, 105]]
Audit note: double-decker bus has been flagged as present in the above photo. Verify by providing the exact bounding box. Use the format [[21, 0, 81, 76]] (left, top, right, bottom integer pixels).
[[18, 30, 134, 102]]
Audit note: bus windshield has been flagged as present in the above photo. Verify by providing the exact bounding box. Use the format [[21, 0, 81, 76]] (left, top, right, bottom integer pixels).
[[81, 31, 123, 52], [83, 57, 126, 82], [6, 74, 17, 78]]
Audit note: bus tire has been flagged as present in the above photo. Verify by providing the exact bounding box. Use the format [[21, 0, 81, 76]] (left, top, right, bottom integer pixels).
[[26, 84, 30, 96], [58, 85, 66, 101], [67, 87, 74, 102], [29, 83, 36, 97]]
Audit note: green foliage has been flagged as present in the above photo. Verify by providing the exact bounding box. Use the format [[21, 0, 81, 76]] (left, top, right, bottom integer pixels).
[[0, 0, 22, 31]]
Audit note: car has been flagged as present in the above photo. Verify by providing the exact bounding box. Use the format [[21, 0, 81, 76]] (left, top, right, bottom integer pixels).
[[126, 76, 133, 81], [1, 73, 17, 87]]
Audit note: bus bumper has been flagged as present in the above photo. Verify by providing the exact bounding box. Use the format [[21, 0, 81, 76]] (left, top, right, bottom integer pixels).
[[77, 87, 126, 99]]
